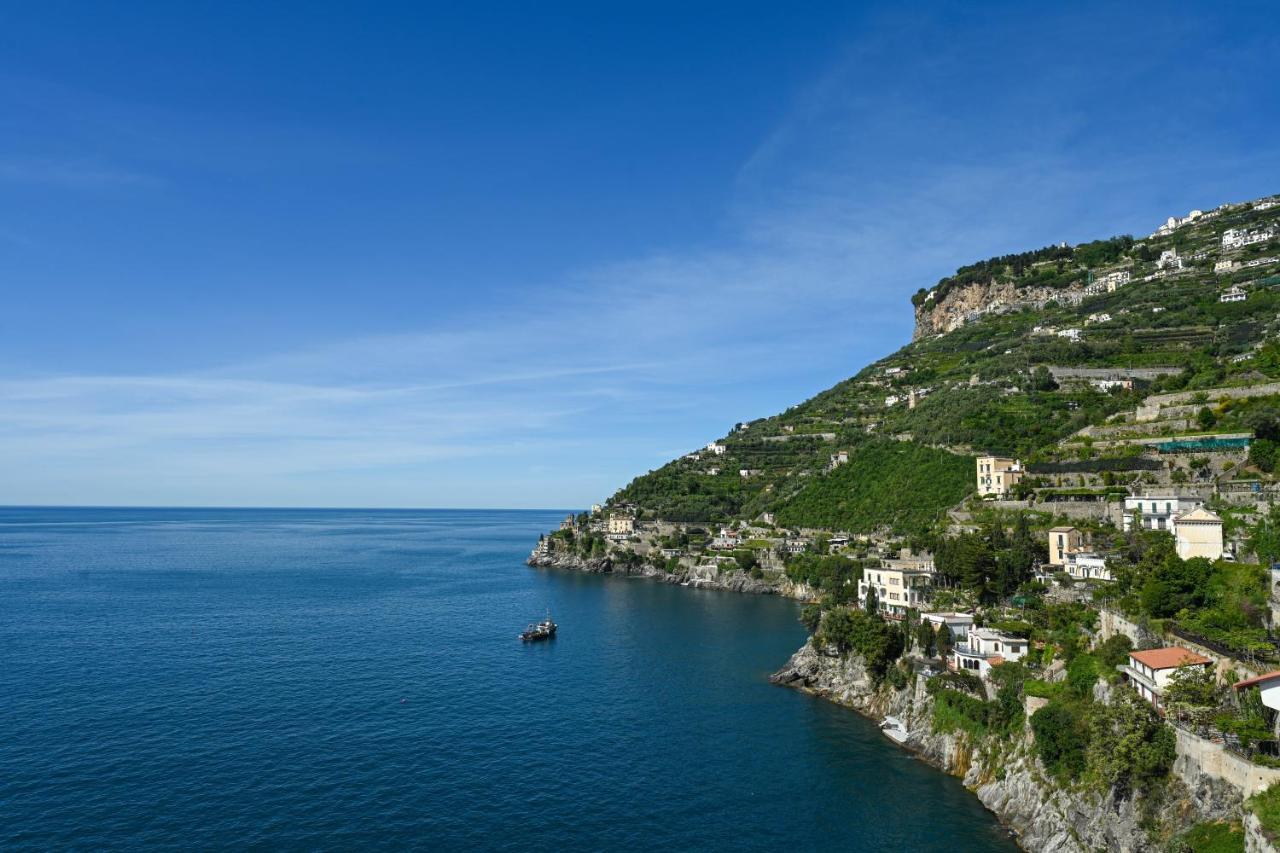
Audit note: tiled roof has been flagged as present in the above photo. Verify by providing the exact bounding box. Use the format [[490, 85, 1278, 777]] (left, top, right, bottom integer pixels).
[[1233, 670, 1280, 690], [1129, 647, 1211, 670], [1177, 507, 1223, 524]]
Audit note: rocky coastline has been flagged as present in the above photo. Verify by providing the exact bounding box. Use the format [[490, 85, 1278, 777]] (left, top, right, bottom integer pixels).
[[526, 549, 811, 598], [770, 640, 1242, 852]]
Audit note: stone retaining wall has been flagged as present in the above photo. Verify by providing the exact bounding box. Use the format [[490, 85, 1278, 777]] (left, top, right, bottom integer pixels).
[[1175, 726, 1280, 798]]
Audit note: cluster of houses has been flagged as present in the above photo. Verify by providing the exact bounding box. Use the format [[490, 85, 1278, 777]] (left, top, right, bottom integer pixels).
[[1045, 496, 1225, 581], [1084, 269, 1131, 296], [1223, 226, 1278, 251]]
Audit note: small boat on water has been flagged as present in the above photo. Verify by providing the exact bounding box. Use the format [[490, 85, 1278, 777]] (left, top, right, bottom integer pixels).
[[519, 613, 557, 642], [880, 715, 910, 744]]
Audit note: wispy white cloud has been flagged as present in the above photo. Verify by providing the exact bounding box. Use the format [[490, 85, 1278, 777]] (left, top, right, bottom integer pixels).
[[4, 4, 1277, 507]]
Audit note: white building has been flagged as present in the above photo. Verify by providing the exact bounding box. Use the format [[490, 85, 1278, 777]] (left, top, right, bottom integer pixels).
[[709, 529, 741, 550], [1223, 227, 1277, 250], [1064, 552, 1113, 582], [1173, 507, 1225, 560], [1092, 377, 1132, 392], [828, 450, 850, 471], [1234, 670, 1280, 712], [1157, 248, 1184, 271], [922, 612, 973, 644], [858, 565, 934, 619], [1120, 647, 1212, 709], [1152, 210, 1203, 237], [1214, 259, 1240, 273], [1123, 495, 1203, 532], [1221, 285, 1248, 303], [1057, 328, 1083, 342], [950, 628, 1028, 678], [976, 456, 1024, 497], [1097, 270, 1131, 291], [706, 442, 727, 455]]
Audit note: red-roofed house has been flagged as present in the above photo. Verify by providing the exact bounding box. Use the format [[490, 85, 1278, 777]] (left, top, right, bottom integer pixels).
[[1234, 670, 1280, 712], [1120, 647, 1213, 708]]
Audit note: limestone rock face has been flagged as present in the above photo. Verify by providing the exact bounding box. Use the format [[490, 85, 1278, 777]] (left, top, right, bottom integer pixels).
[[771, 640, 1241, 852], [913, 279, 1088, 340], [1246, 811, 1278, 853]]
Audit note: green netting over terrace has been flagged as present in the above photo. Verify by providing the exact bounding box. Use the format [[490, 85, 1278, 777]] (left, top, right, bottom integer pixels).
[[1153, 436, 1251, 453]]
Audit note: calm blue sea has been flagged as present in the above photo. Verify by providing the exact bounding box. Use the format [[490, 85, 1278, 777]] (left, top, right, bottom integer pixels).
[[0, 507, 1017, 850]]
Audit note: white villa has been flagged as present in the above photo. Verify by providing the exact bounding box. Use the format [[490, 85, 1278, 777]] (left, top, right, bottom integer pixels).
[[709, 528, 741, 550], [706, 442, 727, 455], [1123, 495, 1204, 532], [1234, 670, 1280, 712], [1215, 259, 1240, 273], [1057, 328, 1083, 342], [1152, 209, 1203, 237], [1120, 647, 1213, 709], [1223, 226, 1277, 250], [922, 612, 974, 644], [858, 564, 934, 619], [1157, 248, 1184, 270], [1064, 552, 1113, 582], [950, 628, 1028, 678], [1221, 285, 1248, 303], [1173, 507, 1225, 561]]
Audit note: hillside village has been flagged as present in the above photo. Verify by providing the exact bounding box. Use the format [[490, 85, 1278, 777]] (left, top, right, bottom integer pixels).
[[530, 193, 1280, 851]]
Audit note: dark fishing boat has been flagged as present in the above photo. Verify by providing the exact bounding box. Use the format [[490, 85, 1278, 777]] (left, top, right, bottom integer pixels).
[[519, 613, 557, 642]]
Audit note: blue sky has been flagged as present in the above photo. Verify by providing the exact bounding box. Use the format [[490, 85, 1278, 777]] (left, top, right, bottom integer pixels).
[[2, 2, 1278, 508]]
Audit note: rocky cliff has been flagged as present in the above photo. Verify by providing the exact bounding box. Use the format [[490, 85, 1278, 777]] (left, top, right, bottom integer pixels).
[[771, 641, 1240, 852], [912, 279, 1088, 340], [527, 549, 807, 597]]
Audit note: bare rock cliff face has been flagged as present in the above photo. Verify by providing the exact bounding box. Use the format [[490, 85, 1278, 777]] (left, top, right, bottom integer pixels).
[[913, 280, 1087, 340], [771, 641, 1239, 852]]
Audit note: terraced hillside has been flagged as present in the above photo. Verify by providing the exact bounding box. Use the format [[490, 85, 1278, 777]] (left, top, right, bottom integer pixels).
[[607, 194, 1280, 533]]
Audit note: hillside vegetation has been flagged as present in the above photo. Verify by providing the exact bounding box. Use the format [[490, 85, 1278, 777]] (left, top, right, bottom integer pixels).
[[607, 193, 1280, 530], [775, 440, 971, 535]]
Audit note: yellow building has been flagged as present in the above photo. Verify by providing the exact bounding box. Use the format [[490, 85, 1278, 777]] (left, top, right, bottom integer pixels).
[[1173, 508, 1224, 560], [976, 456, 1024, 497], [1048, 526, 1083, 567], [607, 514, 635, 536]]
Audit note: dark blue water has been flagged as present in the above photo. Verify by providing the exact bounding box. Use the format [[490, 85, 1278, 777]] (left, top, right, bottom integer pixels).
[[0, 507, 1017, 850]]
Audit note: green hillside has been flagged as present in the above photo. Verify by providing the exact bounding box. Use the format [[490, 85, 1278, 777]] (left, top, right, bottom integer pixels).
[[774, 440, 972, 535], [608, 194, 1280, 531]]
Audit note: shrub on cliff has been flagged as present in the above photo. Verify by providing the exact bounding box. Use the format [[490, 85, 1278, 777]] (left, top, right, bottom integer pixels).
[[818, 607, 904, 677], [1030, 701, 1088, 780], [1086, 690, 1176, 793]]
